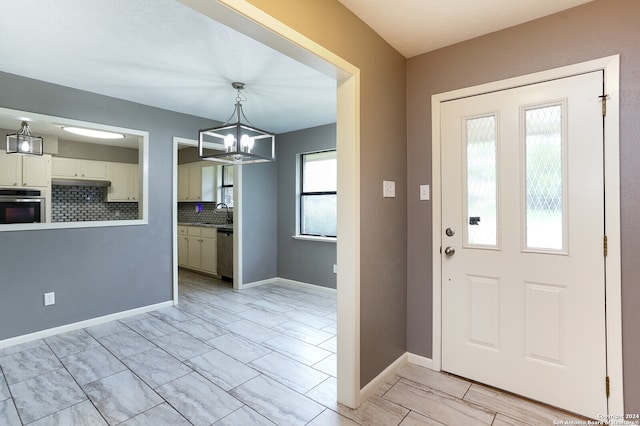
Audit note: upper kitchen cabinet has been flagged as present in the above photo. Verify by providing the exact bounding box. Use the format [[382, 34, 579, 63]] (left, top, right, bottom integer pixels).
[[52, 157, 108, 180], [0, 151, 51, 187], [178, 162, 216, 202], [107, 162, 139, 202]]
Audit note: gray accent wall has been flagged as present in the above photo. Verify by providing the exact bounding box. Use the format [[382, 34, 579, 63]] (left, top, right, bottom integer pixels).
[[406, 0, 640, 411], [276, 124, 337, 289], [0, 71, 216, 340], [239, 124, 338, 288], [241, 162, 278, 284]]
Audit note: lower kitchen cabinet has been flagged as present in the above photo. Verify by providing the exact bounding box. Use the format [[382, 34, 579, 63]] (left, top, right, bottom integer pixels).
[[178, 226, 217, 275]]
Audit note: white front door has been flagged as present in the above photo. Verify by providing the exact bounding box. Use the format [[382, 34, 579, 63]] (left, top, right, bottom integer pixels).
[[441, 71, 607, 418]]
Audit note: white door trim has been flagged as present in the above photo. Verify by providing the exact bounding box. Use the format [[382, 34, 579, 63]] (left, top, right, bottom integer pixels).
[[431, 55, 622, 414]]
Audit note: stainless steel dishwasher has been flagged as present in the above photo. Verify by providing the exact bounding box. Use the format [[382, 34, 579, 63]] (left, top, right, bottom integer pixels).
[[217, 227, 233, 280]]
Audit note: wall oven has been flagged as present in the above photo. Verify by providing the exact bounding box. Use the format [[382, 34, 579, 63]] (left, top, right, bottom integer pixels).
[[0, 189, 45, 224]]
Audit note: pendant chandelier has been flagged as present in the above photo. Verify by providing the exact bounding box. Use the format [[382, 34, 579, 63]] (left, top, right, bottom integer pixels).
[[199, 82, 275, 164], [6, 121, 43, 155]]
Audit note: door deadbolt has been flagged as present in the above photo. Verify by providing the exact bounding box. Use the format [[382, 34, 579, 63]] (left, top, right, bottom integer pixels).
[[444, 246, 455, 256], [445, 228, 455, 237]]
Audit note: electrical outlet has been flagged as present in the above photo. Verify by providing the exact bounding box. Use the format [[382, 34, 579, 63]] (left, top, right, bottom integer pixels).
[[333, 264, 337, 274], [383, 180, 396, 198], [44, 292, 55, 306], [420, 184, 430, 201]]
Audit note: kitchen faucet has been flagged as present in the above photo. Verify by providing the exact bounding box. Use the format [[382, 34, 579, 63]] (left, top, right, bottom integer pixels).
[[215, 203, 233, 223]]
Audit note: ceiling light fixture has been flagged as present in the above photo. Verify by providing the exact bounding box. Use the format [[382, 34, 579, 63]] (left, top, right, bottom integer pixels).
[[6, 121, 43, 155], [62, 127, 125, 139], [199, 82, 275, 164]]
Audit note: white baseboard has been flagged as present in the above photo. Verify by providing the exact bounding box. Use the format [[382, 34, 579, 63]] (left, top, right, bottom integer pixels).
[[239, 276, 337, 294], [357, 352, 434, 405], [276, 277, 337, 294], [359, 352, 409, 403], [239, 277, 278, 289], [407, 353, 434, 370], [0, 300, 173, 350]]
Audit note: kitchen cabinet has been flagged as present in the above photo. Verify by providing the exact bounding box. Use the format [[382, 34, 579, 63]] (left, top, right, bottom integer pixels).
[[178, 226, 189, 266], [177, 162, 216, 202], [0, 152, 51, 187], [52, 158, 108, 180], [107, 162, 139, 202], [178, 163, 202, 201], [178, 226, 217, 275]]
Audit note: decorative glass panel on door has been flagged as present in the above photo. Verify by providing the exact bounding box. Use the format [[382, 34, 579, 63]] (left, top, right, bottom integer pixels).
[[524, 103, 565, 251], [465, 114, 497, 247]]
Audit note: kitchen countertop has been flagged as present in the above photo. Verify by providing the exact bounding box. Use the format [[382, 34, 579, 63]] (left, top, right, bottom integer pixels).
[[178, 222, 233, 228]]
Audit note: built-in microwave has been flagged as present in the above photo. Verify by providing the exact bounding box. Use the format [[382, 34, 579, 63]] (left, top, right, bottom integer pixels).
[[0, 189, 45, 224]]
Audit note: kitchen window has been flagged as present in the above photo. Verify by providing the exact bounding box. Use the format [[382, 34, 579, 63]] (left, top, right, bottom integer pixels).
[[300, 150, 336, 237], [220, 165, 234, 207]]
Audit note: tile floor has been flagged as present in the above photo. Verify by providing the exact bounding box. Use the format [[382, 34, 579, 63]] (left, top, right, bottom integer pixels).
[[0, 269, 586, 425]]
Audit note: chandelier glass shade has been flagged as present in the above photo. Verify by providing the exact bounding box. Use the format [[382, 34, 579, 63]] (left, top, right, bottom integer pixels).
[[6, 121, 43, 155], [199, 82, 275, 164]]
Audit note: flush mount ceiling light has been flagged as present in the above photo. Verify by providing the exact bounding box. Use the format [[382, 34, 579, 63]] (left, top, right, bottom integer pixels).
[[199, 82, 275, 164], [6, 121, 43, 155], [62, 127, 125, 139]]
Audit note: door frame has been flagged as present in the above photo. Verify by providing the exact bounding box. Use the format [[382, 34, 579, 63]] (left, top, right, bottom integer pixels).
[[174, 0, 362, 408], [431, 55, 623, 413]]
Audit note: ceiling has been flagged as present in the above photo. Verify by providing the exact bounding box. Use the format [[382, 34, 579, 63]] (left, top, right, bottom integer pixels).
[[0, 0, 594, 141], [0, 0, 336, 136], [337, 0, 594, 58]]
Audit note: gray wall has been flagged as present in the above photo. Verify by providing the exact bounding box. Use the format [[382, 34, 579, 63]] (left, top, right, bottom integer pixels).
[[241, 162, 278, 284], [276, 124, 337, 289], [177, 147, 205, 165], [0, 71, 215, 340], [406, 0, 640, 411], [57, 140, 139, 163]]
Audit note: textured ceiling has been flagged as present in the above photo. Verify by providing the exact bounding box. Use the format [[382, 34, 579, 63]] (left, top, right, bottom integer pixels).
[[0, 0, 595, 140], [337, 0, 594, 58], [0, 0, 337, 135]]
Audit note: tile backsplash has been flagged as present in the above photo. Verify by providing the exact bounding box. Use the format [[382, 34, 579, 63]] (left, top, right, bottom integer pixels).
[[51, 185, 138, 222], [178, 202, 232, 224]]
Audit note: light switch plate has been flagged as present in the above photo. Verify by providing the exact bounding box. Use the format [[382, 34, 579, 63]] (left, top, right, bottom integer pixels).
[[420, 184, 430, 201], [383, 180, 396, 198]]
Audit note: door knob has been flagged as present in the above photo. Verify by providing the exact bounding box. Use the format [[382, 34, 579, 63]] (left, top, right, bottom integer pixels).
[[444, 246, 455, 256]]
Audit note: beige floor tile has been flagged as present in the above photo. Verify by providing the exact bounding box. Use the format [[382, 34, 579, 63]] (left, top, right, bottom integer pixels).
[[463, 385, 587, 425], [373, 374, 401, 397], [397, 364, 471, 398], [337, 395, 409, 426], [399, 411, 446, 426], [384, 379, 495, 425], [492, 413, 530, 426]]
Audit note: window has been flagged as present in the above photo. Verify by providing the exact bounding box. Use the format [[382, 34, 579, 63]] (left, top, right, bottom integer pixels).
[[300, 150, 337, 237], [221, 165, 234, 207]]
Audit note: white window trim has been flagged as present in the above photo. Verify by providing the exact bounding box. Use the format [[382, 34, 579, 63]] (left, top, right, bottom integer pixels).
[[292, 235, 336, 243]]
